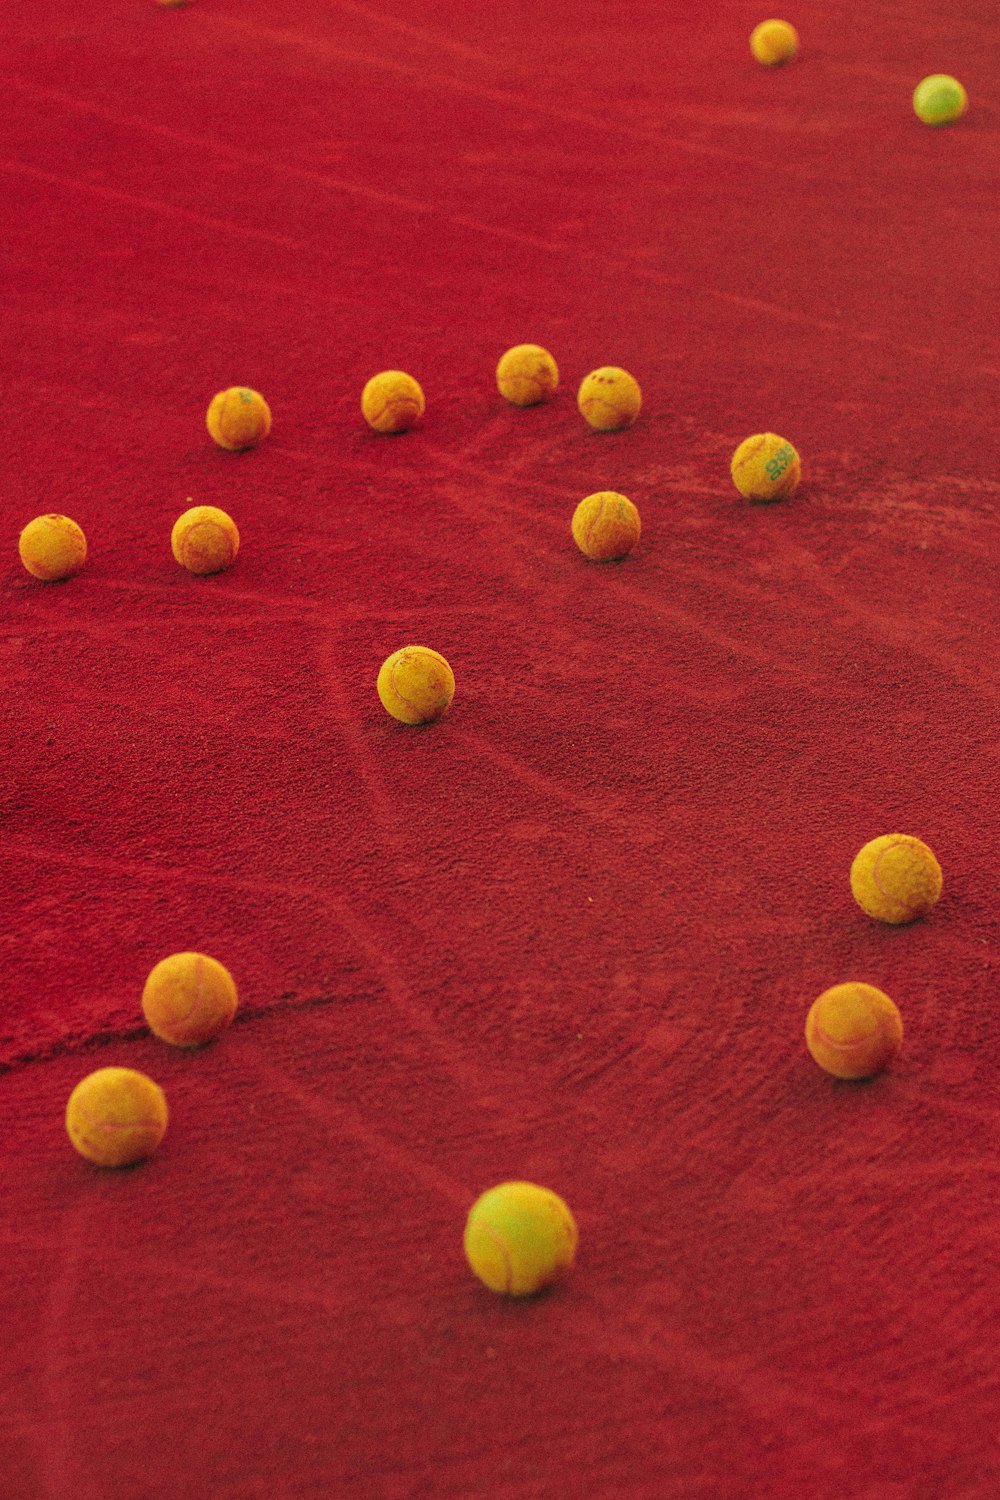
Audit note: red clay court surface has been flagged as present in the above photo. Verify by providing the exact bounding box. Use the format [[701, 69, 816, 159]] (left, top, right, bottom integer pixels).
[[2, 2, 999, 1497]]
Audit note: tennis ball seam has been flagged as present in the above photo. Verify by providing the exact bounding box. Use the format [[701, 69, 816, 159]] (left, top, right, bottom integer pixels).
[[870, 838, 927, 918], [478, 1221, 515, 1293]]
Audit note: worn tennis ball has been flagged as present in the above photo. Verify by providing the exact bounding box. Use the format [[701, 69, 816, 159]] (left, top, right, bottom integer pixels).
[[850, 834, 943, 924], [805, 983, 903, 1080], [571, 491, 641, 561], [377, 646, 455, 724], [577, 367, 642, 431], [464, 1181, 578, 1296], [730, 432, 800, 501], [66, 1067, 169, 1167], [496, 344, 559, 406], [913, 75, 968, 125], [18, 514, 88, 581], [206, 387, 271, 451], [750, 19, 799, 65], [142, 951, 239, 1047], [171, 504, 240, 575], [362, 371, 425, 433]]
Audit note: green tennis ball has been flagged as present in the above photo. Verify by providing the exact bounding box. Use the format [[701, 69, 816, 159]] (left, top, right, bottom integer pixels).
[[464, 1182, 578, 1296], [913, 75, 967, 125]]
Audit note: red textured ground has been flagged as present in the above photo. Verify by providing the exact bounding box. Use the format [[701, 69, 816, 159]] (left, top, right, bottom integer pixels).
[[2, 2, 999, 1497]]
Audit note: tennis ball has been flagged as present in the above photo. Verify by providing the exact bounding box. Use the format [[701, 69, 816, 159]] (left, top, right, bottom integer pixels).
[[730, 432, 800, 501], [206, 387, 271, 451], [577, 367, 642, 431], [850, 834, 942, 924], [750, 19, 799, 65], [18, 514, 88, 581], [66, 1067, 169, 1167], [571, 491, 641, 561], [496, 344, 559, 406], [361, 371, 425, 433], [171, 504, 240, 575], [377, 646, 455, 724], [142, 951, 239, 1047], [805, 983, 903, 1080], [913, 75, 967, 126], [464, 1181, 578, 1296]]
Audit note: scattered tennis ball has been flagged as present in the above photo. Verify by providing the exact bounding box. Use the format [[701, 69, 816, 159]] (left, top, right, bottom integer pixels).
[[496, 344, 559, 406], [850, 834, 942, 924], [66, 1067, 169, 1167], [361, 371, 425, 433], [750, 19, 798, 65], [206, 387, 271, 451], [142, 951, 239, 1047], [377, 646, 455, 724], [464, 1181, 578, 1296], [171, 504, 240, 575], [730, 432, 800, 501], [577, 367, 642, 431], [571, 492, 641, 561], [805, 983, 903, 1080], [913, 75, 967, 125], [18, 514, 87, 581]]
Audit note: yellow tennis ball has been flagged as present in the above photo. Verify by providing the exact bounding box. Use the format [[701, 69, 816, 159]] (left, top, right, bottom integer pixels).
[[571, 491, 641, 561], [377, 646, 455, 725], [805, 983, 903, 1080], [206, 387, 271, 451], [730, 432, 800, 501], [750, 19, 799, 65], [464, 1181, 578, 1296], [142, 951, 239, 1047], [850, 834, 943, 924], [577, 366, 641, 431], [361, 371, 425, 433], [66, 1067, 169, 1167], [496, 344, 559, 406], [18, 514, 87, 581], [913, 75, 968, 126], [171, 504, 240, 575]]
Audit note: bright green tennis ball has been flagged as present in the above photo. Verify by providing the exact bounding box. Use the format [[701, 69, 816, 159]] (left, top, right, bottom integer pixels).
[[913, 75, 968, 125], [171, 504, 240, 575], [142, 951, 239, 1047], [750, 19, 798, 66], [377, 646, 455, 724], [66, 1067, 169, 1167], [577, 367, 641, 431], [571, 492, 641, 561], [18, 514, 87, 581], [496, 344, 559, 406], [730, 432, 800, 501], [206, 387, 271, 450], [850, 834, 943, 924], [464, 1181, 578, 1296], [805, 983, 903, 1080], [362, 371, 425, 433]]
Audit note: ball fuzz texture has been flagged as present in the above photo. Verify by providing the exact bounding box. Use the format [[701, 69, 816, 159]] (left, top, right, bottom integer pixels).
[[577, 366, 642, 431], [377, 646, 455, 725], [496, 344, 559, 407], [19, 514, 87, 581], [730, 432, 800, 501], [806, 983, 903, 1081], [464, 1181, 578, 1297], [850, 834, 942, 925], [913, 75, 967, 125], [66, 1068, 169, 1167], [206, 387, 272, 451], [750, 19, 799, 65], [572, 492, 641, 561], [171, 504, 240, 575], [142, 951, 239, 1047], [362, 371, 425, 433]]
